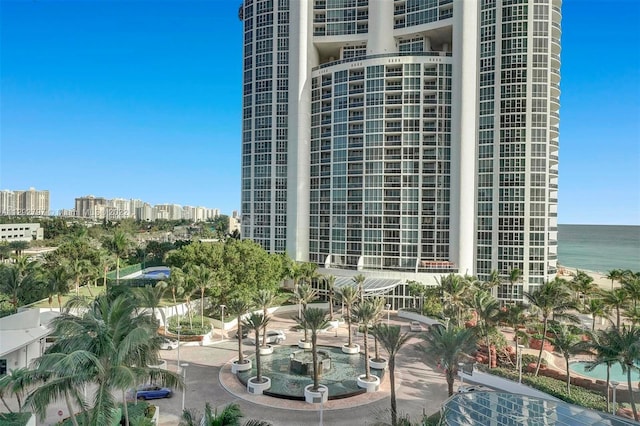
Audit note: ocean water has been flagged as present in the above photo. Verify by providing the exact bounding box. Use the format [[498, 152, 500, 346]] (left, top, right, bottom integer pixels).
[[558, 224, 640, 273]]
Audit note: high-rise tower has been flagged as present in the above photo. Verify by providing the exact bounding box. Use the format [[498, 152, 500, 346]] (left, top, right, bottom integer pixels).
[[240, 0, 561, 302]]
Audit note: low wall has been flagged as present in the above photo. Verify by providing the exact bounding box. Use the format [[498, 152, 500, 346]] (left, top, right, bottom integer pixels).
[[397, 310, 442, 326]]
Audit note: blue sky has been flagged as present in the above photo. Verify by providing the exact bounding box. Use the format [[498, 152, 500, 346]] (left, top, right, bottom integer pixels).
[[1, 0, 639, 224]]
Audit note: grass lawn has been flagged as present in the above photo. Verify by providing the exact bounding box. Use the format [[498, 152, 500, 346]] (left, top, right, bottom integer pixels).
[[31, 285, 106, 309]]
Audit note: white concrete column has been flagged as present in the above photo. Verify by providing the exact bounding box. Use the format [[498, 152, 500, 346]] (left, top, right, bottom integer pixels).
[[287, 0, 313, 261], [450, 0, 479, 275], [367, 0, 396, 54]]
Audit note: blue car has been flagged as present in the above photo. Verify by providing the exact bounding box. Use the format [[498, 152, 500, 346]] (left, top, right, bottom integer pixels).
[[134, 385, 173, 400]]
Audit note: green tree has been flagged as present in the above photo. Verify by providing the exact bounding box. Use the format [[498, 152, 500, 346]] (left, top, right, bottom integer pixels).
[[337, 286, 359, 349], [353, 274, 366, 303], [0, 261, 42, 313], [45, 265, 71, 311], [0, 367, 33, 412], [188, 263, 216, 326], [67, 257, 91, 296], [135, 283, 168, 331], [571, 270, 597, 308], [622, 273, 640, 311], [507, 268, 523, 302], [29, 292, 182, 426], [322, 275, 337, 320], [549, 324, 584, 395], [605, 269, 623, 290], [420, 325, 476, 396], [292, 282, 317, 343], [163, 267, 186, 324], [467, 290, 501, 369], [243, 312, 270, 386], [499, 304, 529, 368], [8, 241, 29, 257], [352, 300, 378, 381], [524, 278, 577, 375], [371, 324, 410, 426], [296, 307, 329, 391], [180, 402, 261, 426], [103, 230, 131, 283], [438, 274, 470, 327], [601, 288, 628, 329], [582, 298, 609, 331], [604, 325, 640, 420], [253, 290, 277, 347], [582, 329, 617, 413], [228, 298, 251, 367], [407, 280, 427, 312]]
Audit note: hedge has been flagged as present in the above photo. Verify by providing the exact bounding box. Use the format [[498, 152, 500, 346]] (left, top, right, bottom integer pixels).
[[489, 367, 607, 412]]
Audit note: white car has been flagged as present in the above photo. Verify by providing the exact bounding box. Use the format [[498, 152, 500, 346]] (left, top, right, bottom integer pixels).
[[410, 321, 423, 332], [250, 329, 286, 345], [160, 339, 179, 350], [457, 385, 492, 393]]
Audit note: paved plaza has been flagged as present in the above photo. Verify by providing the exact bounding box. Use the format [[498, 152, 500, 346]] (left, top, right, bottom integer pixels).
[[154, 312, 450, 426]]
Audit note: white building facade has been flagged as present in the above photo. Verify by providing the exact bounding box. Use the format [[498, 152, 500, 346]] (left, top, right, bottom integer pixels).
[[240, 0, 560, 302]]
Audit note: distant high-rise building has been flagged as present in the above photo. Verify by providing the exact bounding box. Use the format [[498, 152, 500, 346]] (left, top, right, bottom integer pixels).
[[0, 188, 50, 216], [75, 195, 107, 218], [239, 0, 561, 302]]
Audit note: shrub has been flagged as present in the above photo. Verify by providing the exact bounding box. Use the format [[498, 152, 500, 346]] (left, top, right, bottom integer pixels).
[[521, 354, 547, 368], [168, 316, 211, 335], [489, 368, 607, 412]]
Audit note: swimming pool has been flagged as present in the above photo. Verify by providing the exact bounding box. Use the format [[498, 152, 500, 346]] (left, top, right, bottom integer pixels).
[[141, 267, 170, 279], [570, 361, 640, 383]]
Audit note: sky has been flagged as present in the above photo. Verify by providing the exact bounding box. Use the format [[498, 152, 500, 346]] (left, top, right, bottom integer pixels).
[[1, 0, 639, 225]]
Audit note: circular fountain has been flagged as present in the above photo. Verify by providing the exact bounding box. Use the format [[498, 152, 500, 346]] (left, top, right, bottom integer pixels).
[[236, 345, 384, 401]]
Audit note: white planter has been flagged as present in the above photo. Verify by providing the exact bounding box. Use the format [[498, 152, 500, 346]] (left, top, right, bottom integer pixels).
[[231, 359, 252, 374], [298, 339, 312, 349], [247, 376, 271, 395], [304, 384, 329, 404], [369, 358, 388, 370], [357, 374, 380, 392], [259, 345, 274, 355], [151, 405, 160, 425], [342, 343, 360, 354]]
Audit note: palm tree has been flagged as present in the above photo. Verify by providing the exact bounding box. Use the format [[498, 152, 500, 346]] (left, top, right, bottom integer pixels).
[[337, 286, 359, 350], [164, 267, 186, 324], [180, 402, 268, 426], [135, 283, 168, 331], [0, 261, 41, 313], [228, 298, 252, 367], [188, 263, 215, 326], [369, 297, 386, 363], [550, 324, 584, 395], [293, 282, 317, 343], [582, 329, 617, 413], [507, 268, 522, 302], [439, 274, 470, 327], [29, 292, 182, 426], [582, 298, 609, 331], [105, 230, 130, 284], [371, 324, 410, 426], [352, 300, 378, 381], [353, 274, 366, 303], [243, 312, 270, 386], [67, 257, 91, 296], [323, 275, 337, 320], [622, 273, 640, 310], [499, 304, 529, 368], [420, 325, 476, 396], [571, 270, 597, 308], [0, 367, 33, 412], [43, 265, 69, 311], [253, 289, 277, 347], [524, 278, 577, 375], [606, 269, 623, 290], [467, 290, 500, 368], [605, 325, 640, 420], [601, 288, 628, 328], [297, 307, 329, 391]]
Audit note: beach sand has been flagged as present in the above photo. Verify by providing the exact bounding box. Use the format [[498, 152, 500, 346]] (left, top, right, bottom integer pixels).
[[557, 266, 616, 291]]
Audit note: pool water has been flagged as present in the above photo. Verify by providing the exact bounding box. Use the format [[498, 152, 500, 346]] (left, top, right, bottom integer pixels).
[[570, 361, 640, 383], [141, 268, 170, 279]]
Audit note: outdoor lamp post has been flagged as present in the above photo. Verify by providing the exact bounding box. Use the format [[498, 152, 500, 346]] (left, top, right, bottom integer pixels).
[[458, 362, 465, 385], [517, 344, 524, 383], [176, 325, 182, 370], [220, 304, 226, 342], [181, 363, 189, 412], [318, 387, 326, 426], [611, 381, 620, 415], [444, 317, 450, 329], [385, 303, 391, 325]]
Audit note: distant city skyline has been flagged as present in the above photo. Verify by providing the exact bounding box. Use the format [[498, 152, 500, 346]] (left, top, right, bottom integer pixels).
[[1, 0, 639, 224]]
